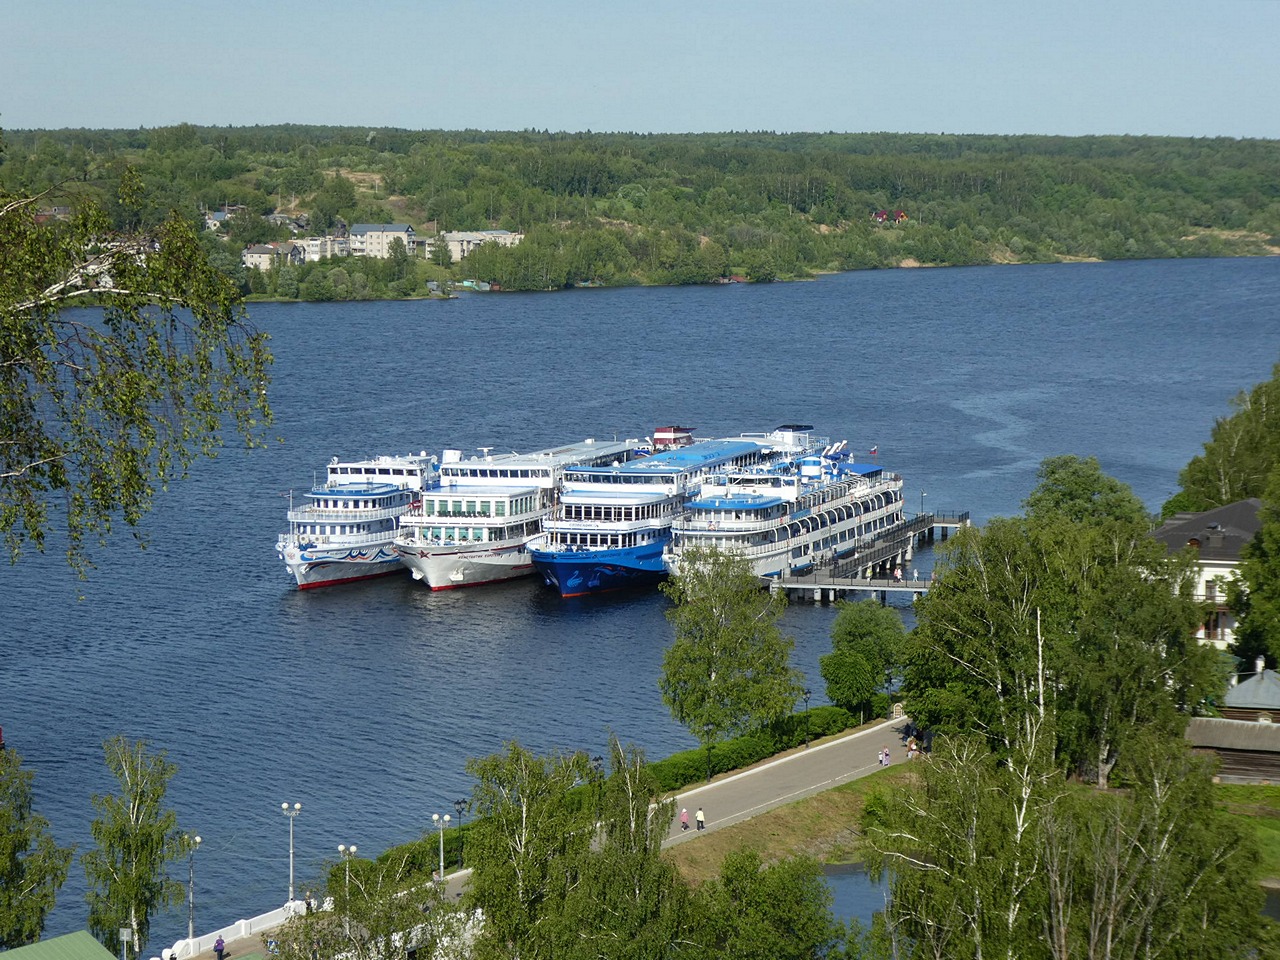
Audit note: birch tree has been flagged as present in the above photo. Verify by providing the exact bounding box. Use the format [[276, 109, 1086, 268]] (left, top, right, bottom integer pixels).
[[82, 737, 187, 957], [1, 167, 272, 575], [0, 747, 73, 947], [658, 546, 802, 748]]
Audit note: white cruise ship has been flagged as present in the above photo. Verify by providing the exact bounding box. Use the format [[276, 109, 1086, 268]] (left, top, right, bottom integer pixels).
[[276, 453, 438, 589], [664, 429, 905, 578], [392, 438, 639, 590]]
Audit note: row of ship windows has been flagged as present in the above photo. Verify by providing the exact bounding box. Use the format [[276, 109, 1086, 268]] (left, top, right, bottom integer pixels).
[[560, 503, 669, 522], [333, 467, 417, 477], [442, 468, 553, 480], [420, 496, 536, 517], [300, 524, 374, 535], [550, 532, 653, 548]]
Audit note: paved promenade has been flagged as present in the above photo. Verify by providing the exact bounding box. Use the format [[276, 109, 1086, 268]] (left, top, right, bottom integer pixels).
[[182, 718, 908, 960]]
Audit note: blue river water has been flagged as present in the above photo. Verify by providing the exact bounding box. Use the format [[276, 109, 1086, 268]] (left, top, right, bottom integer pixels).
[[3, 257, 1280, 945]]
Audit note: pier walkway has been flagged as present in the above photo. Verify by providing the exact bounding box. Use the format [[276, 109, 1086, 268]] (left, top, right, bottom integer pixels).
[[770, 511, 969, 602], [170, 718, 910, 960]]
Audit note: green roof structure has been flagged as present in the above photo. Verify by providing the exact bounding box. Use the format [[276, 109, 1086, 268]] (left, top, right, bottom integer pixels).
[[3, 932, 116, 960]]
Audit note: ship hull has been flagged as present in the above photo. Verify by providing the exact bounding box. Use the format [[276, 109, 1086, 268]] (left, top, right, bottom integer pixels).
[[531, 542, 669, 597], [280, 543, 404, 589], [396, 541, 537, 590]]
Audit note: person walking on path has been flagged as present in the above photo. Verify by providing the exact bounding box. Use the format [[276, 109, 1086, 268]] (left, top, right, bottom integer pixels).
[[214, 937, 225, 960], [680, 808, 689, 831], [695, 807, 706, 831]]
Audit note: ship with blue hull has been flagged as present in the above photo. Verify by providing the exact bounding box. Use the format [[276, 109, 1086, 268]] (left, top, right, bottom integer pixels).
[[529, 429, 801, 597]]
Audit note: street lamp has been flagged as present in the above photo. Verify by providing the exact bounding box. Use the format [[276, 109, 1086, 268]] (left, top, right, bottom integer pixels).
[[453, 799, 466, 869], [802, 688, 812, 748], [281, 802, 301, 902], [703, 725, 714, 782], [431, 813, 451, 883], [338, 843, 357, 936], [920, 490, 927, 517], [187, 834, 202, 941]]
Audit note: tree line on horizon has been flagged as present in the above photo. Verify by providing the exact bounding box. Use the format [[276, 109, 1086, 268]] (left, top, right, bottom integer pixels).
[[2, 125, 1278, 295]]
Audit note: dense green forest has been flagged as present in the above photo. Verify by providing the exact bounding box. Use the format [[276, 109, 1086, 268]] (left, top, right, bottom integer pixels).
[[3, 125, 1279, 296]]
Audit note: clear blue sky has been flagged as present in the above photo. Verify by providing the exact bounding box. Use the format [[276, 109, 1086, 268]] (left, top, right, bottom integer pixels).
[[7, 0, 1280, 138]]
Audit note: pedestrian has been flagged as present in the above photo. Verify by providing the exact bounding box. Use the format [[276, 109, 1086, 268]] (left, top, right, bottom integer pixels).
[[912, 567, 919, 582], [695, 807, 706, 831], [877, 747, 885, 766], [305, 891, 314, 914], [680, 807, 689, 831], [883, 745, 891, 765], [214, 936, 225, 960], [893, 566, 902, 581]]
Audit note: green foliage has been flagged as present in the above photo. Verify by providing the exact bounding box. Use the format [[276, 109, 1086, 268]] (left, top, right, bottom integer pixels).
[[1232, 461, 1280, 666], [905, 457, 1220, 787], [271, 848, 452, 960], [6, 127, 1279, 300], [659, 546, 803, 747], [82, 737, 188, 957], [865, 735, 1266, 960], [1024, 454, 1151, 527], [820, 600, 904, 720], [1, 170, 273, 575], [691, 849, 840, 960], [462, 742, 592, 958], [0, 747, 73, 948], [1168, 360, 1280, 514]]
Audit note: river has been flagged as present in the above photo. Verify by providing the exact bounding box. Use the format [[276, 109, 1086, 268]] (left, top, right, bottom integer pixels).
[[3, 257, 1279, 944]]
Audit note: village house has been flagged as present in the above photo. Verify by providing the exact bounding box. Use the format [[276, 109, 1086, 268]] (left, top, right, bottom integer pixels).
[[349, 223, 415, 258], [1151, 499, 1262, 649], [1187, 660, 1280, 782], [241, 241, 306, 271], [428, 229, 524, 262], [299, 235, 351, 262]]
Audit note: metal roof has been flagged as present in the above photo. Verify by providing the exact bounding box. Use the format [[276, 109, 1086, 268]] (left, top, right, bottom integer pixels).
[[3, 932, 116, 960], [1224, 669, 1280, 711]]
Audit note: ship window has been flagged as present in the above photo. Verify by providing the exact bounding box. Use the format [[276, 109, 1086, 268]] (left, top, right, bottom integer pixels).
[[496, 502, 506, 517], [466, 500, 477, 514]]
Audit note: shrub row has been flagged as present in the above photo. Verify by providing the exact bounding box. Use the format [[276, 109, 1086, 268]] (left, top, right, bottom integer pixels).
[[648, 706, 856, 791]]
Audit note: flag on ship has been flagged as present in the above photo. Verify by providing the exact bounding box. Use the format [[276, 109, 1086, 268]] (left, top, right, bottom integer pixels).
[[869, 445, 878, 455]]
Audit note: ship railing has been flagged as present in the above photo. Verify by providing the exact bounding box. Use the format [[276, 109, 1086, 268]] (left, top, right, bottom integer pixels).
[[287, 505, 405, 523], [542, 517, 668, 533]]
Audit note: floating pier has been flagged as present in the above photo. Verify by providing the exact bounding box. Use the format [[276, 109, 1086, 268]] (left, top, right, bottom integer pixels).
[[768, 511, 970, 603]]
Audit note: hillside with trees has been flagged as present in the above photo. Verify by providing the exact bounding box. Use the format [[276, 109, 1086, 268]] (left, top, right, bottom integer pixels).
[[3, 126, 1278, 296]]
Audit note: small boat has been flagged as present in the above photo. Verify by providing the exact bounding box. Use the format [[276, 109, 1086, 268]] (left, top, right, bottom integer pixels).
[[276, 453, 438, 589], [393, 438, 641, 590]]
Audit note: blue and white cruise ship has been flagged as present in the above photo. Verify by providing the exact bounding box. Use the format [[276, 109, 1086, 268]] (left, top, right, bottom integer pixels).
[[528, 431, 789, 597], [664, 430, 905, 579]]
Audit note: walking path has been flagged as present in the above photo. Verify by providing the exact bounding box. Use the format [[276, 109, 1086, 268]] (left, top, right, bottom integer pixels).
[[176, 717, 909, 960]]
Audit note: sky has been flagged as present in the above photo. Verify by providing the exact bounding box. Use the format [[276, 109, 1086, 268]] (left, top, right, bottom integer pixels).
[[6, 0, 1280, 138]]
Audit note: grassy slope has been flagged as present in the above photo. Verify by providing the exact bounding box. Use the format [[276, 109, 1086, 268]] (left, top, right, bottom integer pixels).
[[666, 767, 1280, 886]]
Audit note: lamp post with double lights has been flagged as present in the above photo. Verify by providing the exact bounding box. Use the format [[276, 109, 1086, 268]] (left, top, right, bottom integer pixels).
[[338, 843, 357, 936], [187, 834, 202, 941], [281, 802, 301, 902], [453, 799, 466, 869], [431, 813, 451, 883]]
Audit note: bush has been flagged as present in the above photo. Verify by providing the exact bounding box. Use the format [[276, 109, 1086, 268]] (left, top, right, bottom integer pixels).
[[647, 706, 857, 791]]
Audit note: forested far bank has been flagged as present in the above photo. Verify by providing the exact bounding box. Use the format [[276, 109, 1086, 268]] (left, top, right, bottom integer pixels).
[[3, 125, 1279, 295]]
